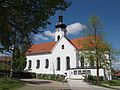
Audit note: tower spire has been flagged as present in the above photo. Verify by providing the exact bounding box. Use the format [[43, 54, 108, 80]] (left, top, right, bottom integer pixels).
[[55, 15, 67, 42], [55, 15, 67, 29], [59, 15, 63, 23]]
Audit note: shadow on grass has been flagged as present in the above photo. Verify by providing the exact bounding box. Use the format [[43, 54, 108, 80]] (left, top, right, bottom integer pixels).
[[24, 80, 52, 85]]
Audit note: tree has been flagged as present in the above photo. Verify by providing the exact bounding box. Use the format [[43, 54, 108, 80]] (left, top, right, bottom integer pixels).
[[80, 15, 111, 85], [0, 0, 71, 50], [12, 46, 26, 72], [0, 0, 71, 77]]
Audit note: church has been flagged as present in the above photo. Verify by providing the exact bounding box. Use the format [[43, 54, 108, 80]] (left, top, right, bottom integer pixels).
[[25, 16, 111, 80]]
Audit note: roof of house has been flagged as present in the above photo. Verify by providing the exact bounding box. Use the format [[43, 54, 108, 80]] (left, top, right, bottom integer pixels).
[[115, 73, 120, 77], [26, 36, 97, 55], [0, 56, 12, 61]]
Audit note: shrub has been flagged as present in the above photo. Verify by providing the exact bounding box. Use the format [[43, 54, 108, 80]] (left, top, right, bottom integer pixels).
[[88, 75, 103, 81], [0, 70, 36, 79], [87, 75, 103, 84], [12, 71, 36, 79], [37, 74, 65, 82]]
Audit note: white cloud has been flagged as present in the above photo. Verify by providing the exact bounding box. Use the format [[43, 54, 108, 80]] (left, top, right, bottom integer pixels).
[[34, 34, 49, 41], [33, 22, 85, 41], [66, 22, 85, 34], [44, 30, 55, 38]]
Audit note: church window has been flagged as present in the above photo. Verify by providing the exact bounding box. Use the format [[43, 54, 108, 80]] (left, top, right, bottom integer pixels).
[[57, 57, 60, 70], [66, 56, 70, 70], [28, 60, 32, 69], [57, 35, 60, 41], [81, 56, 84, 67], [62, 45, 64, 49], [45, 59, 49, 68], [36, 59, 40, 69]]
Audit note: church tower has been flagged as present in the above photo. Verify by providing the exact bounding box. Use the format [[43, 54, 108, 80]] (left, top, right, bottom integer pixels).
[[55, 16, 67, 42]]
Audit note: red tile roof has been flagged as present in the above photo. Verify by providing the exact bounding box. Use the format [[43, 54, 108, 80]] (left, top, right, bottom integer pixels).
[[115, 73, 120, 76], [0, 56, 12, 61], [70, 37, 90, 50], [26, 42, 56, 55], [26, 36, 100, 55]]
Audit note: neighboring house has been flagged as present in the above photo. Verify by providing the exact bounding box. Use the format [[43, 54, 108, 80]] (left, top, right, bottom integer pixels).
[[114, 72, 120, 79], [25, 16, 111, 80], [0, 56, 12, 63], [0, 56, 12, 70]]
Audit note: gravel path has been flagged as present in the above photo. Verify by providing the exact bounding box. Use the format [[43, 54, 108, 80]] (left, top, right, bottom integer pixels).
[[17, 79, 117, 90], [17, 79, 71, 90]]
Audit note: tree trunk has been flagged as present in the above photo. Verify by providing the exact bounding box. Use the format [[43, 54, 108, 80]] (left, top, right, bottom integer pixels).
[[96, 59, 100, 85]]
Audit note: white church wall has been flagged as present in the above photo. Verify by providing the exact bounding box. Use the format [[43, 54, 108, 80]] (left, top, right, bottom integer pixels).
[[25, 37, 78, 76], [25, 53, 54, 74], [52, 37, 77, 75]]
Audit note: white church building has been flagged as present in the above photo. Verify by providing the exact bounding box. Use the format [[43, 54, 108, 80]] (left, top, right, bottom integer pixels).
[[25, 16, 111, 80]]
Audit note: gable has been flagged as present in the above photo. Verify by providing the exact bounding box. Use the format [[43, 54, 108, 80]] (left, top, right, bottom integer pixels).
[[51, 37, 77, 52]]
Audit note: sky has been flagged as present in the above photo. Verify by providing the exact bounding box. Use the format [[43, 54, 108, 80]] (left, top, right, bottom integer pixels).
[[33, 0, 120, 69]]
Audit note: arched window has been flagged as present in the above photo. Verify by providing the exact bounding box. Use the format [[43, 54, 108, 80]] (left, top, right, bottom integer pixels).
[[62, 45, 64, 49], [57, 57, 60, 70], [45, 59, 49, 68], [36, 59, 40, 69], [57, 35, 60, 41], [81, 56, 84, 67], [28, 60, 32, 69], [66, 56, 70, 70]]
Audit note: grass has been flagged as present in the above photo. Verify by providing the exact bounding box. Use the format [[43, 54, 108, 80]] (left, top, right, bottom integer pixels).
[[0, 78, 24, 90], [100, 80, 120, 90], [101, 80, 120, 86]]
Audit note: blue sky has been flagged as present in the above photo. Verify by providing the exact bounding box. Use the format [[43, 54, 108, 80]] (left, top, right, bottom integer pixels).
[[35, 0, 120, 50]]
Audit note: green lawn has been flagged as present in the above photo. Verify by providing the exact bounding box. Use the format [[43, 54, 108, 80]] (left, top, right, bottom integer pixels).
[[101, 80, 120, 86], [0, 78, 24, 90]]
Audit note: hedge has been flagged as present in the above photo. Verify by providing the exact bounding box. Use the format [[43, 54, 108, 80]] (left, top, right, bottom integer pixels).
[[0, 70, 36, 79], [37, 74, 65, 82], [87, 75, 103, 85]]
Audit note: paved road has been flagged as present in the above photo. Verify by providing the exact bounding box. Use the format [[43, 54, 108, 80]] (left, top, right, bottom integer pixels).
[[68, 79, 114, 90], [17, 79, 115, 90]]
